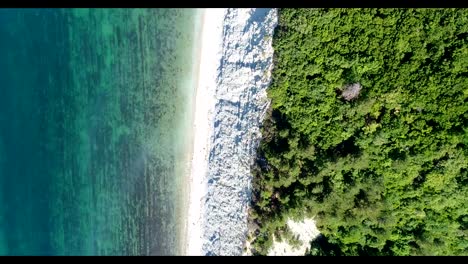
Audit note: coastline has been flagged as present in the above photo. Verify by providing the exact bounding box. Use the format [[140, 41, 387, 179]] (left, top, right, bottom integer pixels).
[[184, 8, 226, 256], [198, 9, 277, 255], [184, 8, 278, 256]]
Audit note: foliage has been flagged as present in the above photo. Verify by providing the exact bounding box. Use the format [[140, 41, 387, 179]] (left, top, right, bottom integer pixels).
[[250, 8, 468, 256]]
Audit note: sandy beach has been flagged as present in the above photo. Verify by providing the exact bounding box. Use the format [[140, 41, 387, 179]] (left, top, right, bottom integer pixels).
[[184, 8, 226, 256], [183, 8, 278, 256]]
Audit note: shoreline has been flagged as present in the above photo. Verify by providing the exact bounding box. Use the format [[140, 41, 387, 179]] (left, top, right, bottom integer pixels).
[[194, 9, 278, 255], [184, 8, 226, 256], [177, 8, 205, 255]]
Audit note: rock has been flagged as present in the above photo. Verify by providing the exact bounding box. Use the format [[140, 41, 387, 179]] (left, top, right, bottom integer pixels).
[[341, 82, 362, 101], [201, 8, 278, 256]]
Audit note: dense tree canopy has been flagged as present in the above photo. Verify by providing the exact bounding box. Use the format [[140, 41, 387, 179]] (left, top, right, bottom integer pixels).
[[250, 8, 468, 256]]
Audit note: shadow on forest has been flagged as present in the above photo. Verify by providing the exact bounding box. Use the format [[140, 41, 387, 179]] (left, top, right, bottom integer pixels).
[[307, 234, 343, 256], [307, 234, 395, 256]]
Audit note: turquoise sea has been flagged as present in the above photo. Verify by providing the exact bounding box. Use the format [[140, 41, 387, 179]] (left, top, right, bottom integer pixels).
[[0, 8, 201, 255]]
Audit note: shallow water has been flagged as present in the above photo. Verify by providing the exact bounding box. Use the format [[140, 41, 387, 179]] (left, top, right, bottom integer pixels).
[[0, 8, 200, 255]]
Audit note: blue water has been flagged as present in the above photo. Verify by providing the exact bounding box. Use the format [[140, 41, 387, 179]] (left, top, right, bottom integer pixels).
[[0, 8, 200, 255]]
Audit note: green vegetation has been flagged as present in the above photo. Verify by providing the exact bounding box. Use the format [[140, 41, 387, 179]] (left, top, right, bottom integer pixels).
[[250, 8, 468, 256]]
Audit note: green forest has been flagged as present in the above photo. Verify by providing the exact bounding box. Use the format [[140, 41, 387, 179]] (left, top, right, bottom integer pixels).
[[250, 8, 468, 256]]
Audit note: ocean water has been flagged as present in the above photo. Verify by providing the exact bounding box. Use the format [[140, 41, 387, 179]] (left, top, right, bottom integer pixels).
[[0, 8, 201, 255]]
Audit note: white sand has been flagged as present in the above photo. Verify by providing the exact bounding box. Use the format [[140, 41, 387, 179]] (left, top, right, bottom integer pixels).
[[268, 218, 321, 256], [185, 8, 226, 256]]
